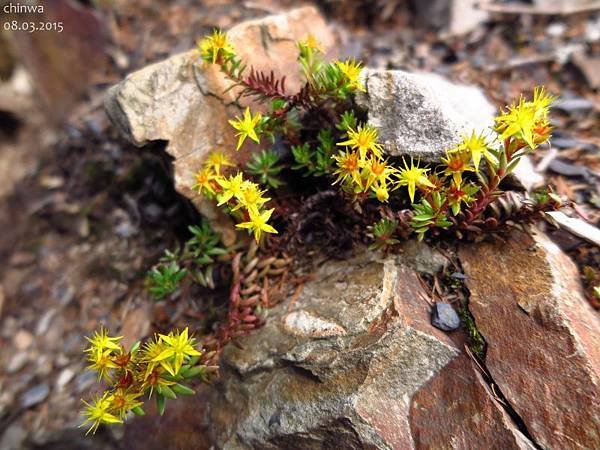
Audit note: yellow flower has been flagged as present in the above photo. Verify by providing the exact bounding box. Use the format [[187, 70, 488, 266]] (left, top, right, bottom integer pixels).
[[110, 389, 144, 419], [205, 151, 234, 175], [236, 207, 278, 242], [396, 158, 433, 203], [233, 181, 270, 211], [495, 98, 536, 148], [531, 86, 555, 122], [194, 168, 217, 195], [299, 34, 323, 53], [140, 336, 167, 380], [461, 131, 495, 170], [372, 179, 390, 202], [335, 59, 366, 92], [85, 327, 122, 355], [153, 328, 202, 376], [81, 392, 122, 435], [337, 124, 383, 161], [446, 181, 478, 215], [197, 29, 235, 64], [441, 148, 475, 186], [228, 107, 262, 151], [363, 156, 397, 190], [495, 86, 555, 149], [216, 172, 245, 206], [139, 337, 178, 391], [332, 149, 363, 188], [86, 348, 119, 381]]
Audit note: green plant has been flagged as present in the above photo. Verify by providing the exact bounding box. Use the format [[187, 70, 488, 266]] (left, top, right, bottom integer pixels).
[[90, 29, 569, 436], [198, 30, 561, 243], [81, 327, 217, 434], [246, 149, 285, 189], [459, 305, 486, 360], [368, 218, 399, 251], [146, 262, 187, 299], [146, 220, 230, 299]]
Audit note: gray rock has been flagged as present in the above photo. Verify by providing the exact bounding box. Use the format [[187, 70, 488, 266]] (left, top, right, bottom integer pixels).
[[0, 424, 27, 450], [553, 97, 595, 114], [75, 371, 96, 393], [460, 231, 600, 450], [411, 0, 489, 35], [35, 308, 56, 335], [56, 367, 76, 390], [356, 69, 496, 162], [399, 239, 448, 274], [124, 252, 537, 449], [20, 383, 50, 409], [6, 352, 29, 374], [534, 0, 597, 9], [431, 302, 461, 331]]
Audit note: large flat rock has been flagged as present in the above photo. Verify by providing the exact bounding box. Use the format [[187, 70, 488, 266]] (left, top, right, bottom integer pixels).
[[460, 231, 600, 450], [124, 249, 536, 450]]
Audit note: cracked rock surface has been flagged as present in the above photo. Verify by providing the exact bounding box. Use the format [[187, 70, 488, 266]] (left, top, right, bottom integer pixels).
[[460, 231, 600, 450], [124, 248, 537, 450], [122, 232, 597, 450]]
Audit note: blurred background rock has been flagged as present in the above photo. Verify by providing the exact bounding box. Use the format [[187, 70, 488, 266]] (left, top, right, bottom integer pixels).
[[0, 0, 598, 448]]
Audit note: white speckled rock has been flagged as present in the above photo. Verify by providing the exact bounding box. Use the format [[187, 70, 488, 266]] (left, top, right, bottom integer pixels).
[[356, 69, 496, 162]]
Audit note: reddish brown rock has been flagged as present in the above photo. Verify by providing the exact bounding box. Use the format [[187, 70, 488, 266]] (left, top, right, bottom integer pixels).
[[124, 251, 537, 450], [411, 355, 535, 450], [460, 231, 600, 450]]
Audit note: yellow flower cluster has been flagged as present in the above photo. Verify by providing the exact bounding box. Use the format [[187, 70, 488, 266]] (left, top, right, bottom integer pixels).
[[194, 151, 277, 242], [333, 124, 397, 202], [332, 124, 436, 204], [495, 86, 555, 150], [335, 59, 366, 92], [81, 327, 205, 434], [197, 29, 235, 64]]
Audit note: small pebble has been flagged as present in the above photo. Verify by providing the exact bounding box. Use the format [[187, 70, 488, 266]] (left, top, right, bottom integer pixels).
[[20, 383, 50, 409], [36, 355, 53, 377], [35, 309, 56, 335], [55, 353, 70, 368], [554, 97, 594, 114], [0, 424, 27, 450], [551, 136, 581, 149], [13, 330, 34, 350], [6, 352, 29, 374], [546, 22, 566, 38], [56, 368, 76, 390], [431, 302, 461, 331], [9, 251, 36, 267]]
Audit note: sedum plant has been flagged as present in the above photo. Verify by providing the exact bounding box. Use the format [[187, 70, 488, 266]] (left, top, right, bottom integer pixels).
[[92, 30, 565, 436], [195, 31, 375, 242], [146, 219, 229, 299], [246, 149, 285, 189], [81, 327, 216, 434], [195, 30, 560, 246]]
